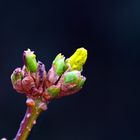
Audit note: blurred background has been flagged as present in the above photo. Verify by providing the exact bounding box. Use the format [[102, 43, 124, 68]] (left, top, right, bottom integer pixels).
[[0, 0, 140, 140]]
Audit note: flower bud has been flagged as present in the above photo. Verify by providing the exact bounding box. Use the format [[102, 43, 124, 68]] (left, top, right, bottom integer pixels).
[[46, 66, 59, 86], [11, 68, 25, 93], [66, 47, 87, 71], [64, 70, 79, 83], [22, 75, 35, 93], [57, 70, 86, 97], [36, 61, 47, 87], [11, 68, 23, 84], [47, 53, 67, 85], [63, 70, 86, 89], [23, 49, 38, 72], [53, 53, 67, 76]]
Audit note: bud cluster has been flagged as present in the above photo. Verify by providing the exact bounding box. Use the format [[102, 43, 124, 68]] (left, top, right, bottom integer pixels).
[[11, 48, 87, 103]]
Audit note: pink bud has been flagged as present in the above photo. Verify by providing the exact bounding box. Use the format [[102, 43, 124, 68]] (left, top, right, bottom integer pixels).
[[46, 66, 59, 86], [13, 80, 24, 93], [22, 75, 35, 93]]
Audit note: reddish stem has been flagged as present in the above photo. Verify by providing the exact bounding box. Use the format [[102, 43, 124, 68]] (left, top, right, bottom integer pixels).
[[14, 99, 46, 140]]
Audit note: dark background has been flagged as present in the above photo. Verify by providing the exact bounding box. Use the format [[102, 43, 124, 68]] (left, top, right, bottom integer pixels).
[[0, 0, 140, 140]]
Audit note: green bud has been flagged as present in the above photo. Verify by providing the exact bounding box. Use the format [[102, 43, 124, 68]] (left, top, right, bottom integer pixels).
[[63, 70, 86, 88], [53, 53, 67, 76], [47, 85, 60, 98], [64, 71, 79, 83], [23, 49, 38, 72]]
